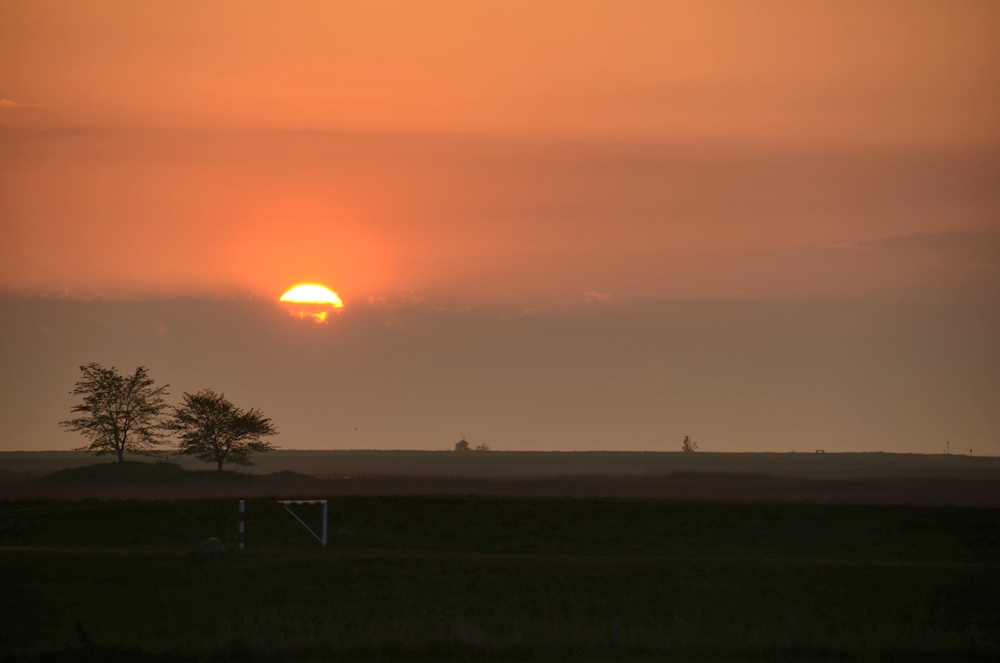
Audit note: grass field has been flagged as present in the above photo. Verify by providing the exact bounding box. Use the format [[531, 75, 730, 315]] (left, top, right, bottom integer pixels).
[[3, 475, 1000, 661]]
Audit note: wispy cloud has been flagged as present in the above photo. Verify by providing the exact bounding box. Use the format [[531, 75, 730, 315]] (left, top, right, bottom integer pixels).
[[838, 231, 1000, 264], [584, 291, 612, 303], [0, 98, 44, 108]]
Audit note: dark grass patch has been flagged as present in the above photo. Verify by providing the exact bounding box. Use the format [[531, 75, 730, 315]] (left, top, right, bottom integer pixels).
[[4, 646, 998, 662], [2, 495, 999, 660], [2, 549, 997, 659], [3, 496, 1000, 563]]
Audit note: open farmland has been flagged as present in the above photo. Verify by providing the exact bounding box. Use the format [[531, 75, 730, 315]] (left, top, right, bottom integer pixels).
[[2, 459, 1000, 661]]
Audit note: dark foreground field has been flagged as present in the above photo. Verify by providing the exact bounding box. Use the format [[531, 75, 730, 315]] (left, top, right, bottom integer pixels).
[[3, 476, 1000, 661]]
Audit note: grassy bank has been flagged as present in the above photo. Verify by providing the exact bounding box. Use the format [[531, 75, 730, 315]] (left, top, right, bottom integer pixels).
[[5, 460, 1000, 505], [3, 450, 1000, 481]]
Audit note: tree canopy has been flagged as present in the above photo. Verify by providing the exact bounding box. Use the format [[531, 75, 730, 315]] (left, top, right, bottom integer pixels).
[[60, 363, 169, 462], [168, 389, 277, 470]]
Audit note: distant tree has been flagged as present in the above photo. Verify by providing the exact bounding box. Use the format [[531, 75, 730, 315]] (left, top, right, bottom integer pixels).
[[475, 443, 490, 451], [60, 363, 169, 462], [454, 436, 471, 452], [168, 389, 278, 471], [681, 435, 698, 453]]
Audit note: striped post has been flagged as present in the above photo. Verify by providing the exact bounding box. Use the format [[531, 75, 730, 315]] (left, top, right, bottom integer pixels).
[[238, 500, 245, 550]]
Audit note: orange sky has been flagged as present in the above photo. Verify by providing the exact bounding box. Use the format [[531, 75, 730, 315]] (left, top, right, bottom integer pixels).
[[1, 0, 999, 305], [3, 1, 999, 144], [1, 1, 999, 453]]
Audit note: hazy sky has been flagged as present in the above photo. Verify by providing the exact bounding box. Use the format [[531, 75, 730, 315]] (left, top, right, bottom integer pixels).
[[2, 1, 998, 144], [1, 1, 998, 453], [3, 297, 998, 453]]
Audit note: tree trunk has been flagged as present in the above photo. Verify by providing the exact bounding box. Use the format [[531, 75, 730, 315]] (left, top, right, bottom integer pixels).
[[117, 449, 124, 462], [217, 460, 223, 471]]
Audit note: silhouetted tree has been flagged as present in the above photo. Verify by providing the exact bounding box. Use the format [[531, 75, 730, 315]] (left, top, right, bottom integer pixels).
[[475, 443, 490, 451], [168, 389, 277, 471], [454, 437, 470, 451], [60, 363, 169, 462], [681, 435, 698, 452]]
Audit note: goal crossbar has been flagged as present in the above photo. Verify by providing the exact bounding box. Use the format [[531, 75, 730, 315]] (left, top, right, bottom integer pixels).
[[278, 500, 328, 547]]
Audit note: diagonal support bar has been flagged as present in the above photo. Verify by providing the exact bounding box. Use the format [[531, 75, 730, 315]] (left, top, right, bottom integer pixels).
[[278, 500, 328, 547]]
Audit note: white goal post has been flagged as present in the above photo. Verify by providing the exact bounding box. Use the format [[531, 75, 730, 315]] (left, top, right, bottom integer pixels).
[[278, 500, 328, 547]]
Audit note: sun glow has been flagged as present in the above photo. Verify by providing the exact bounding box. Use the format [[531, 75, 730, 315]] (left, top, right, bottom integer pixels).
[[280, 284, 344, 306], [279, 284, 343, 322]]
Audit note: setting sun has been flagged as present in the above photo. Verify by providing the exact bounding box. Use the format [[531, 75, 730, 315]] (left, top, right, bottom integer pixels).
[[279, 284, 344, 307], [279, 284, 343, 322]]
